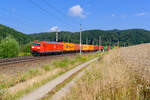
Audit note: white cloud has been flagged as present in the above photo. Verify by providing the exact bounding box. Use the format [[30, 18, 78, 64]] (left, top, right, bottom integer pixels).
[[112, 14, 116, 17], [50, 26, 59, 32], [68, 5, 86, 18], [136, 12, 147, 16]]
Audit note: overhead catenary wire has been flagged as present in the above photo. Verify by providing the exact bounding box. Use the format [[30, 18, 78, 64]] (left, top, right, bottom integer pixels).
[[42, 0, 67, 17], [27, 0, 75, 30], [27, 0, 84, 43], [42, 0, 80, 28]]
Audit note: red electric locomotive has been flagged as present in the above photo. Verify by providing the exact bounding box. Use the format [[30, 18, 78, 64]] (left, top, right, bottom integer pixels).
[[31, 40, 63, 56]]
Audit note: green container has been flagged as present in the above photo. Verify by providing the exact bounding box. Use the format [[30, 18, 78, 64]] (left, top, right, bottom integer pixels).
[[111, 46, 114, 49], [104, 46, 107, 50]]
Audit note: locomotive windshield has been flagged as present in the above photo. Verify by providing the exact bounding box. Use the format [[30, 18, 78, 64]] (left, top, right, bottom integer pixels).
[[32, 42, 41, 46]]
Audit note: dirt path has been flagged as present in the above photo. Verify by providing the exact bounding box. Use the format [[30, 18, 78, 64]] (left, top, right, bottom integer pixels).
[[49, 61, 94, 100], [19, 57, 98, 100]]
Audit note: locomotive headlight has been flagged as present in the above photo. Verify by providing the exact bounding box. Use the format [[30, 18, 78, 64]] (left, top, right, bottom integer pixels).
[[32, 46, 35, 48], [37, 47, 40, 49]]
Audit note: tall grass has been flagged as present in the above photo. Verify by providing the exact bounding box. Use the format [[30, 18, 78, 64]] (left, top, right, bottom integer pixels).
[[0, 53, 98, 100], [53, 57, 69, 68], [43, 65, 51, 71], [64, 49, 150, 100], [52, 54, 96, 69]]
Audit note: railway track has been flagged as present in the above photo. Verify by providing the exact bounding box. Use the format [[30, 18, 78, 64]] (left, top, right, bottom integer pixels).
[[0, 56, 56, 66], [0, 56, 36, 66], [0, 53, 79, 66]]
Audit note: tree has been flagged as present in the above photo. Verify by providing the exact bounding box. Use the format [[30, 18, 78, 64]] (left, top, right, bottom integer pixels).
[[20, 43, 31, 55], [0, 35, 20, 58]]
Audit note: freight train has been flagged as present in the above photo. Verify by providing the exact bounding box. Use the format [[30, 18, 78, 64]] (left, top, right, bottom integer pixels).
[[31, 40, 117, 56]]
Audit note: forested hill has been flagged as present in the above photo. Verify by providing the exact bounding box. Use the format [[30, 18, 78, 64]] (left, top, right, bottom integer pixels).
[[29, 29, 150, 46], [1, 24, 150, 46], [0, 24, 30, 44]]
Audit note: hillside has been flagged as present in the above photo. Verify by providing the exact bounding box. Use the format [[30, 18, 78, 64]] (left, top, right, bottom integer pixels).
[[1, 24, 150, 46], [29, 29, 150, 46], [0, 24, 30, 44]]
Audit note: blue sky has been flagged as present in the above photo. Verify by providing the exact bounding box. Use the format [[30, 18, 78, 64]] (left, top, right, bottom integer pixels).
[[0, 0, 149, 34]]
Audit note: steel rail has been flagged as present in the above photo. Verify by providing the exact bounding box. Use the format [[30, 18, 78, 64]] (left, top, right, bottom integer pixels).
[[0, 56, 37, 66], [0, 53, 78, 66]]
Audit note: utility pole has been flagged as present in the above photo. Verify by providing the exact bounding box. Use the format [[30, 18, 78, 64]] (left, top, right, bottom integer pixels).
[[86, 37, 88, 44], [92, 40, 95, 53], [56, 28, 58, 42], [118, 40, 120, 47], [99, 36, 101, 51], [109, 38, 111, 46], [92, 40, 94, 45], [68, 39, 69, 43], [123, 43, 126, 47], [80, 24, 82, 56]]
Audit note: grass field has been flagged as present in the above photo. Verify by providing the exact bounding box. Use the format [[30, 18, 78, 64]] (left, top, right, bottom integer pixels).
[[63, 44, 150, 100], [0, 53, 98, 100]]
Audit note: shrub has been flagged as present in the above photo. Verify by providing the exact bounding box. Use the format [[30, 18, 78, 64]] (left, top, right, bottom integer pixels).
[[70, 59, 76, 65], [19, 74, 27, 82], [0, 88, 5, 98], [0, 82, 7, 89], [18, 43, 31, 56], [20, 43, 31, 53], [43, 65, 50, 71], [76, 55, 87, 62], [0, 35, 19, 58], [53, 57, 69, 68], [18, 52, 31, 56], [29, 68, 39, 77]]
